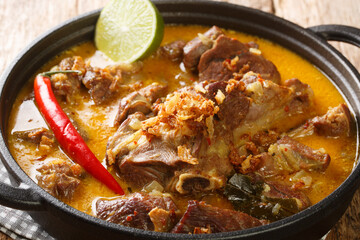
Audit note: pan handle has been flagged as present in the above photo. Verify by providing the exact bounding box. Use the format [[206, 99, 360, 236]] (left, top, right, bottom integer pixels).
[[308, 24, 360, 47], [0, 179, 44, 211]]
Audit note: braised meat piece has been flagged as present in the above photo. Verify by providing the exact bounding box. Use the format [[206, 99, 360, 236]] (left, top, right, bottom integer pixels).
[[183, 26, 224, 69], [95, 192, 178, 232], [12, 127, 55, 150], [50, 56, 85, 101], [36, 161, 83, 199], [234, 77, 314, 138], [243, 136, 330, 177], [114, 83, 167, 126], [107, 112, 194, 188], [140, 87, 235, 193], [59, 56, 86, 73], [138, 83, 168, 103], [171, 200, 267, 234], [106, 112, 146, 165], [109, 86, 235, 193], [198, 35, 280, 83], [203, 80, 250, 128], [273, 136, 330, 171], [313, 104, 351, 137], [82, 65, 122, 104], [118, 137, 182, 187], [288, 104, 352, 139], [114, 92, 151, 126], [157, 40, 186, 62], [198, 35, 247, 81]]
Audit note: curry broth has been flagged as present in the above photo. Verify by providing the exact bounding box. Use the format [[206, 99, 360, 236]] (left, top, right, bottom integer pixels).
[[7, 25, 357, 215]]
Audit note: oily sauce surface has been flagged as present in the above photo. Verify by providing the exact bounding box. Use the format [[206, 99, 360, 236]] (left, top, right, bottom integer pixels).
[[7, 25, 357, 215]]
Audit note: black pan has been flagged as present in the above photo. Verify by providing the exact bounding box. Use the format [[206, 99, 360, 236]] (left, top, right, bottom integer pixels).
[[0, 1, 360, 239]]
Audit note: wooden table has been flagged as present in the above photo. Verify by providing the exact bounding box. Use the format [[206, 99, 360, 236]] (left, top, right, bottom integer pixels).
[[0, 0, 359, 239]]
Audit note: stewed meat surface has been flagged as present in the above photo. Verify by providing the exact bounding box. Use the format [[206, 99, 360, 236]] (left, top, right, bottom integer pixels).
[[198, 35, 281, 83], [117, 137, 181, 187], [158, 40, 187, 62], [12, 127, 55, 150], [312, 104, 351, 136], [95, 192, 178, 232], [171, 200, 268, 234], [50, 57, 85, 102], [36, 161, 83, 199], [82, 65, 122, 104], [114, 83, 167, 126], [288, 104, 352, 139], [183, 26, 224, 69], [203, 80, 250, 128], [233, 76, 314, 138], [255, 136, 330, 178]]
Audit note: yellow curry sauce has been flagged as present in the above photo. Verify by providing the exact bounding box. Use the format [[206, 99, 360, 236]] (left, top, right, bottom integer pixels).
[[7, 25, 357, 217]]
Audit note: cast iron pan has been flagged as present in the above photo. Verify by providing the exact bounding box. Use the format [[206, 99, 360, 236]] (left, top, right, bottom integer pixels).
[[0, 1, 360, 239]]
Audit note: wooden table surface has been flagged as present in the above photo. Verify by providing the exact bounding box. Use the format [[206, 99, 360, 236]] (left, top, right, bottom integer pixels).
[[1, 0, 359, 239]]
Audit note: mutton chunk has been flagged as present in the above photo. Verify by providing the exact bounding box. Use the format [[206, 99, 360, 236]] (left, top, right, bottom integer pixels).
[[118, 137, 182, 187], [106, 112, 146, 165], [273, 136, 330, 171], [59, 56, 86, 73], [247, 136, 330, 178], [95, 192, 178, 232], [82, 65, 122, 104], [288, 104, 352, 139], [171, 200, 267, 234], [12, 127, 55, 150], [114, 83, 167, 126], [107, 112, 186, 188], [234, 77, 314, 138], [50, 56, 86, 101], [312, 104, 351, 137], [183, 26, 224, 69], [157, 40, 186, 62], [109, 86, 234, 194], [269, 136, 330, 172], [203, 80, 250, 128], [36, 161, 83, 199], [140, 87, 235, 193], [198, 35, 280, 83]]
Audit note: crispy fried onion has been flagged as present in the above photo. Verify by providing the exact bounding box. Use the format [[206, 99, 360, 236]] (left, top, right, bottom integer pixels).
[[142, 89, 218, 141]]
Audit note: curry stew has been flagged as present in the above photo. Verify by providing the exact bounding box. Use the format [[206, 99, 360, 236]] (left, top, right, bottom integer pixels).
[[8, 25, 357, 233]]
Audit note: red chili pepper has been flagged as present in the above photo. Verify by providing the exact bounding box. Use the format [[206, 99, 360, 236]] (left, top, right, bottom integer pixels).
[[34, 72, 124, 195]]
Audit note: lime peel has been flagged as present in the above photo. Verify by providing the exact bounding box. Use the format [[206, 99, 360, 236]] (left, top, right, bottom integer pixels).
[[95, 0, 164, 63]]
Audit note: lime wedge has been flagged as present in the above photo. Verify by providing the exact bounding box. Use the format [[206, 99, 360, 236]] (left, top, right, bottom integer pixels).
[[95, 0, 164, 63]]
